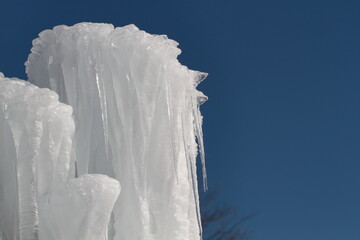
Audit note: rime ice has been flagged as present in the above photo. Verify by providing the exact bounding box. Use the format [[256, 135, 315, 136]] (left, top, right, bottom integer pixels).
[[0, 22, 207, 240]]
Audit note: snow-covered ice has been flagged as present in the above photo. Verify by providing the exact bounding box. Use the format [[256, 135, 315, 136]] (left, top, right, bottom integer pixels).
[[0, 22, 207, 240]]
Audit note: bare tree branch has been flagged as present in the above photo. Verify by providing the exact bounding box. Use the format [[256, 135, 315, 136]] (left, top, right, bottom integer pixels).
[[200, 189, 257, 240]]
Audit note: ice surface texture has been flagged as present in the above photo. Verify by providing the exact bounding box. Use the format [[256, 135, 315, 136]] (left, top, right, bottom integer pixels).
[[0, 76, 120, 240]]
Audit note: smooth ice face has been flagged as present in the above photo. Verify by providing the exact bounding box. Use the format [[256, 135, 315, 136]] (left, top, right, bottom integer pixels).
[[0, 75, 120, 240], [39, 174, 120, 240], [27, 23, 207, 240]]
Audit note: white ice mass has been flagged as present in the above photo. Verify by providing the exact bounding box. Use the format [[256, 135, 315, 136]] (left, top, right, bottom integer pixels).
[[0, 23, 207, 240]]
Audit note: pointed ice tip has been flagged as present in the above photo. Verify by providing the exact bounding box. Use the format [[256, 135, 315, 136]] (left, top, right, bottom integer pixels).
[[0, 72, 4, 78], [197, 92, 208, 105], [194, 72, 208, 86]]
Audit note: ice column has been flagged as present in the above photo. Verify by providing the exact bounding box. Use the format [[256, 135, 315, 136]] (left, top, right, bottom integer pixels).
[[26, 23, 207, 240], [0, 75, 120, 240], [0, 76, 74, 240]]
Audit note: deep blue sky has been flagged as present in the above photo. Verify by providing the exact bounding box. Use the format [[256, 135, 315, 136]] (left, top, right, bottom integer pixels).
[[1, 0, 360, 239]]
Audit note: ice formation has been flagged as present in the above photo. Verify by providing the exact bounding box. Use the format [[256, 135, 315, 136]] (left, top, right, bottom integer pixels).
[[0, 22, 207, 240], [0, 75, 120, 240]]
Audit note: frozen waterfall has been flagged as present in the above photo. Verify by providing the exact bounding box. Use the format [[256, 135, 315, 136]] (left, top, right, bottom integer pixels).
[[0, 23, 207, 240]]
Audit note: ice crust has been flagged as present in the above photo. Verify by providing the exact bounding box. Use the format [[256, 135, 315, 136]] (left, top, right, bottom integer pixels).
[[0, 76, 120, 240], [0, 22, 207, 240]]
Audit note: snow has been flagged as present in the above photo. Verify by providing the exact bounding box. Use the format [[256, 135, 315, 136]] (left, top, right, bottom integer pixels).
[[0, 22, 207, 240]]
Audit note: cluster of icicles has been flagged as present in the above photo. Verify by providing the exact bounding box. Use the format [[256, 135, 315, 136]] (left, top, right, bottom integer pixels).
[[0, 23, 207, 240]]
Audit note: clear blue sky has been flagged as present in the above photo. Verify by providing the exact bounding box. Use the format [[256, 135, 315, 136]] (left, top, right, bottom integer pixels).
[[1, 0, 360, 239]]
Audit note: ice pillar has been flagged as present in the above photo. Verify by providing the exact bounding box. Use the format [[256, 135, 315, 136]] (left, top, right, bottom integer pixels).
[[26, 23, 207, 240]]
